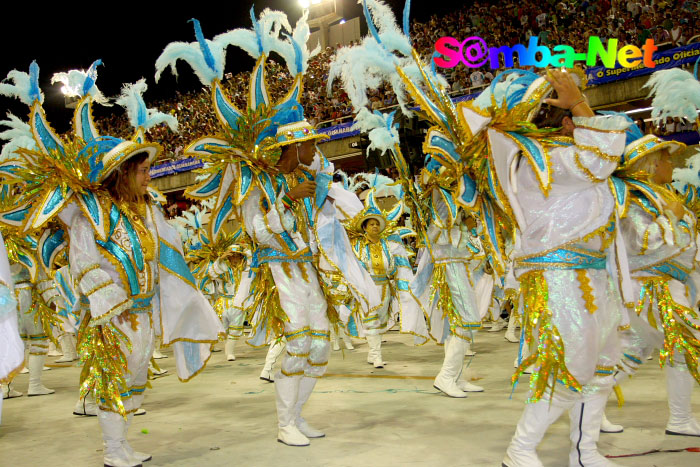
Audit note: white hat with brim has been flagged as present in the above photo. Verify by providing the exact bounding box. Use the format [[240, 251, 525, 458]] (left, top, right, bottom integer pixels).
[[99, 141, 162, 182], [269, 120, 330, 150], [621, 134, 685, 170]]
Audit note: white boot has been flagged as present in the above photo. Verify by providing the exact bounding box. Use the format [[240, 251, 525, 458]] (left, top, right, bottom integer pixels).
[[27, 354, 54, 396], [124, 413, 152, 462], [98, 409, 142, 467], [433, 336, 467, 398], [488, 317, 507, 332], [275, 373, 309, 446], [152, 338, 166, 359], [464, 341, 476, 357], [665, 365, 700, 437], [47, 340, 62, 357], [502, 399, 567, 467], [568, 392, 621, 466], [295, 377, 324, 438], [2, 383, 23, 399], [330, 328, 341, 351], [341, 329, 354, 350], [505, 315, 519, 343], [600, 412, 623, 433], [73, 394, 98, 416], [366, 334, 385, 368], [260, 341, 284, 382], [55, 334, 78, 363], [225, 338, 236, 361]]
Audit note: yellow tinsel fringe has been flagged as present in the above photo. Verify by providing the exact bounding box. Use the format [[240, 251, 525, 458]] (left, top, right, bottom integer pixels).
[[430, 263, 470, 334], [513, 270, 582, 403], [77, 314, 132, 419], [249, 264, 289, 343], [636, 278, 700, 384], [30, 288, 61, 347]]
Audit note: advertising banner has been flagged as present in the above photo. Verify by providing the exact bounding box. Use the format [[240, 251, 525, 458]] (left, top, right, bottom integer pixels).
[[586, 42, 700, 85]]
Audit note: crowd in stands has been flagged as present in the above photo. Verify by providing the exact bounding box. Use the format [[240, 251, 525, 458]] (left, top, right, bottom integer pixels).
[[96, 0, 700, 163]]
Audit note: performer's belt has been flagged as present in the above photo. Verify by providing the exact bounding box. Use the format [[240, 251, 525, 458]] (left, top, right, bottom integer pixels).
[[371, 274, 389, 284], [515, 246, 606, 271], [643, 260, 689, 283], [252, 247, 313, 266], [130, 292, 155, 313]]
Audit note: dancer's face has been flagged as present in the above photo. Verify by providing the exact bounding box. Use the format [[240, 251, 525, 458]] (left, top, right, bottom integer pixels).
[[363, 218, 382, 237], [652, 150, 674, 184], [133, 158, 151, 196]]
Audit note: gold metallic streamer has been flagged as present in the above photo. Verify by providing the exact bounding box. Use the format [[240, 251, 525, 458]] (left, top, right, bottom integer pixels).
[[635, 278, 700, 384], [513, 270, 582, 402], [77, 313, 132, 419]]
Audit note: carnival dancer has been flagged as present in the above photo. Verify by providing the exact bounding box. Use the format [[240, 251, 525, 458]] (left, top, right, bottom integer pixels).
[[155, 10, 379, 446], [0, 189, 58, 399], [598, 125, 700, 437], [0, 62, 222, 467], [331, 3, 633, 463], [473, 71, 632, 467], [342, 183, 427, 368], [0, 232, 24, 422]]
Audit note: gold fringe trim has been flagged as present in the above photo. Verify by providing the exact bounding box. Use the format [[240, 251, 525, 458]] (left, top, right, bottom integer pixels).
[[576, 270, 597, 314], [77, 313, 132, 419], [513, 270, 582, 402], [635, 278, 700, 384]]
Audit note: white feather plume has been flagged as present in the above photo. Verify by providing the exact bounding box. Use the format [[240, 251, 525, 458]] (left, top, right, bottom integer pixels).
[[51, 63, 109, 105], [673, 149, 700, 190], [644, 68, 700, 122], [352, 107, 399, 156], [362, 0, 412, 56], [267, 9, 320, 76], [0, 66, 43, 106], [116, 79, 178, 133], [156, 11, 292, 87], [0, 113, 36, 161]]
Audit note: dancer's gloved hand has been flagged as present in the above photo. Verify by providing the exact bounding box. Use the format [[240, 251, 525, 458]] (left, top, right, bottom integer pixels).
[[544, 69, 594, 117]]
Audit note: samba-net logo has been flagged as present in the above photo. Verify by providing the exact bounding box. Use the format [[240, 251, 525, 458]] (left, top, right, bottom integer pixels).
[[434, 36, 658, 70]]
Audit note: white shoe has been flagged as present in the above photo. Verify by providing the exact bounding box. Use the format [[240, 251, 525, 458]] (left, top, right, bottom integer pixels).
[[152, 349, 167, 359], [224, 339, 236, 361], [47, 341, 62, 357], [434, 336, 468, 398], [342, 337, 354, 350], [464, 343, 476, 357], [665, 365, 700, 437], [260, 368, 274, 383], [503, 398, 566, 467], [275, 374, 310, 446], [149, 364, 167, 376], [373, 358, 386, 369], [55, 334, 78, 362], [569, 393, 622, 466], [456, 380, 484, 392], [2, 384, 23, 399], [73, 396, 98, 416], [504, 331, 519, 343], [295, 377, 325, 438], [277, 424, 310, 446], [124, 414, 152, 463], [332, 340, 341, 351], [98, 409, 142, 467], [27, 354, 54, 396], [600, 412, 623, 433], [20, 366, 28, 374], [134, 408, 146, 416], [488, 318, 507, 332]]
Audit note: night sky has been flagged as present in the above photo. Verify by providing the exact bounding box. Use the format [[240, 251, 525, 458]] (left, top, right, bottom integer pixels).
[[0, 1, 457, 132]]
